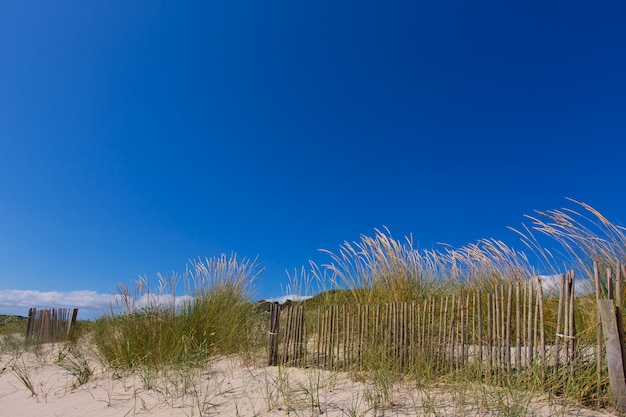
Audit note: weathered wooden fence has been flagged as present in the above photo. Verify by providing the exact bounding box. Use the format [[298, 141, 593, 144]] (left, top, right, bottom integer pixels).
[[270, 275, 579, 372], [25, 307, 78, 341], [596, 262, 626, 411], [266, 262, 626, 411]]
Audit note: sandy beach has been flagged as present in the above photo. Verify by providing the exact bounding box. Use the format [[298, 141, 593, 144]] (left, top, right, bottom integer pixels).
[[0, 339, 618, 417]]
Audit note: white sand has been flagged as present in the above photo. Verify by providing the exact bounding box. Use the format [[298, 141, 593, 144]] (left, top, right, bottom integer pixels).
[[0, 342, 618, 417]]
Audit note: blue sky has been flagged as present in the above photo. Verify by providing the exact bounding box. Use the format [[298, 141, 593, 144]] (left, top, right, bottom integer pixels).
[[1, 1, 625, 318]]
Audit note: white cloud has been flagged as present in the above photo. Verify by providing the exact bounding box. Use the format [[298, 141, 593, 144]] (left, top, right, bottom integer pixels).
[[262, 294, 313, 304], [535, 275, 591, 295], [0, 289, 113, 318], [536, 275, 563, 294], [0, 289, 199, 319]]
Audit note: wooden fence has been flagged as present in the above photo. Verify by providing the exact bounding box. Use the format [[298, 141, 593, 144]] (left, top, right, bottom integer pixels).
[[269, 274, 580, 373], [269, 264, 626, 410], [25, 307, 78, 341]]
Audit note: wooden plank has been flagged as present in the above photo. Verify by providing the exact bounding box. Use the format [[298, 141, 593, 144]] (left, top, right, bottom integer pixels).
[[527, 280, 534, 366], [516, 282, 521, 369], [294, 305, 303, 366], [268, 303, 281, 366], [617, 263, 626, 380], [493, 290, 499, 371], [595, 263, 604, 406], [472, 292, 476, 363], [608, 268, 614, 300], [282, 305, 292, 363], [343, 304, 348, 367], [43, 309, 51, 340], [461, 294, 467, 367], [568, 271, 576, 361], [522, 282, 527, 368], [599, 299, 626, 412], [500, 285, 506, 370], [449, 295, 456, 369], [462, 292, 470, 365], [506, 284, 512, 370], [334, 304, 340, 369], [537, 278, 545, 365], [487, 294, 493, 370], [316, 305, 321, 367], [26, 308, 35, 339], [357, 304, 362, 370], [554, 274, 565, 372], [477, 291, 483, 365]]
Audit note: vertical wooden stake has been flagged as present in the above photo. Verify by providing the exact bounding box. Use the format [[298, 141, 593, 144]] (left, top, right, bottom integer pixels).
[[430, 298, 436, 360], [537, 280, 546, 368], [563, 273, 572, 364], [568, 271, 576, 361], [527, 280, 534, 366], [516, 282, 521, 370], [500, 284, 506, 370], [477, 291, 483, 366], [268, 303, 281, 366], [487, 293, 493, 371], [522, 282, 527, 368], [26, 308, 36, 339], [506, 284, 512, 370], [616, 262, 626, 379], [68, 308, 78, 337], [494, 286, 501, 370], [608, 268, 614, 300], [316, 305, 321, 368], [599, 299, 626, 412], [472, 292, 476, 363], [554, 274, 565, 372], [450, 295, 457, 369], [594, 263, 604, 406]]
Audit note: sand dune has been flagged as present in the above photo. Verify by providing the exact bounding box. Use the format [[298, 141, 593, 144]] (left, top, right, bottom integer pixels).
[[0, 341, 618, 417]]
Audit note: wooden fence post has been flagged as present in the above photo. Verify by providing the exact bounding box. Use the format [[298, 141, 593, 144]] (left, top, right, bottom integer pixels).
[[268, 303, 281, 366], [25, 308, 35, 339], [599, 299, 626, 412], [615, 263, 626, 382], [68, 308, 79, 336], [595, 262, 604, 406], [567, 271, 576, 361]]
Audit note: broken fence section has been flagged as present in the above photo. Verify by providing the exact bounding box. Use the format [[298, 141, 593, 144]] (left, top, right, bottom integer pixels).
[[25, 307, 78, 341]]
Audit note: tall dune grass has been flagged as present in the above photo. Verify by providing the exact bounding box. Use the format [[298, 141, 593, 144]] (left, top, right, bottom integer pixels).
[[512, 198, 626, 294], [279, 200, 624, 410], [303, 227, 535, 307], [93, 254, 264, 369], [86, 199, 624, 412]]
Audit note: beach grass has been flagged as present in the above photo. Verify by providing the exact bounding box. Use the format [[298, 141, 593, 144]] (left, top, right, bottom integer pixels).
[[2, 199, 624, 415], [0, 314, 27, 336], [93, 254, 265, 369]]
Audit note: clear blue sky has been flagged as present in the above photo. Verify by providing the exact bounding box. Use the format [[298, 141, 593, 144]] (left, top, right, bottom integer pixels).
[[1, 1, 625, 316]]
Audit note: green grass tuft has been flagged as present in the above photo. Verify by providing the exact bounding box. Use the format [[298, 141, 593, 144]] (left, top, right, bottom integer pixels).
[[93, 254, 265, 369]]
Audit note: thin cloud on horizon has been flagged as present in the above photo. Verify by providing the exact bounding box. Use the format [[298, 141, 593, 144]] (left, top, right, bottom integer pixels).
[[0, 289, 113, 317], [0, 289, 197, 319]]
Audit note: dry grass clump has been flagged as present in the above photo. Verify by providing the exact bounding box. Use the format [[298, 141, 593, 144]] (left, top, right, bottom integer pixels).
[[513, 198, 626, 290], [93, 254, 265, 369], [308, 227, 536, 308]]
